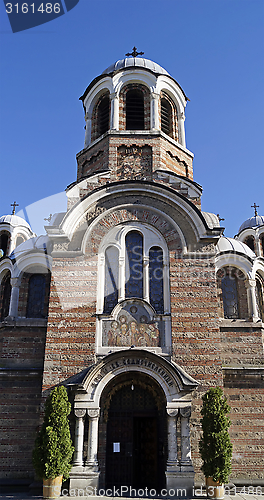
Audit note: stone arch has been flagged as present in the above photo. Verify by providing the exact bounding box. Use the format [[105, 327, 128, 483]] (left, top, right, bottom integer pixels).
[[70, 350, 198, 493]]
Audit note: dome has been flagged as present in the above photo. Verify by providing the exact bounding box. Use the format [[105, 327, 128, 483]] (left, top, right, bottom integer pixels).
[[238, 215, 264, 233], [102, 57, 170, 76], [0, 214, 32, 231], [216, 236, 255, 258]]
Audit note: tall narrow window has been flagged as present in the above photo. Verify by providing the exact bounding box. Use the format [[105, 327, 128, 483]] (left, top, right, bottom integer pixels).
[[98, 95, 110, 137], [0, 233, 9, 256], [125, 231, 143, 298], [244, 236, 255, 252], [161, 98, 172, 137], [126, 90, 144, 130], [221, 275, 239, 319], [26, 274, 46, 318], [104, 246, 119, 313], [256, 278, 264, 321], [1, 275, 11, 320], [149, 246, 164, 313]]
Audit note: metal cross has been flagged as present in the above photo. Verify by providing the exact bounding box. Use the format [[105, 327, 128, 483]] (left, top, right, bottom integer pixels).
[[125, 47, 144, 58], [44, 214, 53, 223], [10, 201, 19, 215], [217, 214, 225, 222], [251, 203, 259, 216]]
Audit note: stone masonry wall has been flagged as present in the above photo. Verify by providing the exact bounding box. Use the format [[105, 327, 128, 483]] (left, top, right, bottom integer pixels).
[[42, 256, 98, 391]]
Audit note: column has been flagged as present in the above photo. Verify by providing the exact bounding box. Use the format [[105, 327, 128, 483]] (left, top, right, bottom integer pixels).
[[143, 256, 149, 302], [246, 279, 260, 322], [178, 112, 186, 148], [73, 409, 86, 466], [86, 409, 100, 470], [167, 409, 179, 467], [151, 92, 160, 130], [110, 92, 119, 130], [255, 236, 261, 257], [180, 407, 192, 465], [84, 112, 92, 148], [8, 277, 20, 318]]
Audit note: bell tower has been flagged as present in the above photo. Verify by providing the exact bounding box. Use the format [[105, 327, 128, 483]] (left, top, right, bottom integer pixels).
[[75, 50, 195, 187]]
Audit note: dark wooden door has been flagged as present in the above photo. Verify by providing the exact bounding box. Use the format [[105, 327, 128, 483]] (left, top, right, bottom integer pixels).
[[105, 383, 162, 490]]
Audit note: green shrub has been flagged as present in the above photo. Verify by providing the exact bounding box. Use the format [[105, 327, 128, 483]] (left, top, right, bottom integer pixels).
[[32, 386, 74, 480], [199, 386, 232, 483]]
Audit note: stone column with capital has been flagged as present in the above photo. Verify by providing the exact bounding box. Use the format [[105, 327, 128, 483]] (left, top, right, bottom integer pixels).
[[178, 112, 186, 148], [8, 277, 20, 318], [110, 92, 119, 130], [70, 407, 101, 491], [86, 409, 100, 470], [84, 112, 92, 148], [166, 409, 179, 468], [179, 407, 193, 467], [165, 406, 194, 496], [151, 92, 160, 130], [246, 279, 260, 322], [72, 409, 86, 466]]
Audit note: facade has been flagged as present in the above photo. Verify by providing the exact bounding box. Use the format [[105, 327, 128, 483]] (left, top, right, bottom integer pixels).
[[1, 54, 264, 493]]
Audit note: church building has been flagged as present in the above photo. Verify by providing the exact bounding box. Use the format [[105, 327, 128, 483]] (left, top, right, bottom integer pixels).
[[0, 51, 264, 494]]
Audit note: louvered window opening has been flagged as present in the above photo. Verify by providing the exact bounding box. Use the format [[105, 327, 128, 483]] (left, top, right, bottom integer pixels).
[[1, 276, 11, 320], [126, 90, 145, 130], [98, 96, 110, 137], [161, 99, 172, 137]]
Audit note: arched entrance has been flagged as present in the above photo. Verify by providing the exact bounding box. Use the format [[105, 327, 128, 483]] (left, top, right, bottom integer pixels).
[[100, 372, 167, 490], [69, 350, 198, 495]]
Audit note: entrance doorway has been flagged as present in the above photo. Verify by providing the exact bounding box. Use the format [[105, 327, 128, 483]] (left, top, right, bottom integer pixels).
[[104, 376, 166, 490]]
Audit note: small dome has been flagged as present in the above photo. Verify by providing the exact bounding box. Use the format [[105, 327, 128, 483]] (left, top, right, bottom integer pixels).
[[238, 215, 264, 233], [216, 236, 255, 258], [102, 57, 170, 76], [0, 214, 32, 231], [202, 212, 220, 229]]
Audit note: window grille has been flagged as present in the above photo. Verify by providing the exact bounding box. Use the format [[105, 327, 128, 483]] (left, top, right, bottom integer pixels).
[[126, 90, 144, 130], [26, 274, 46, 318], [125, 231, 143, 298], [221, 275, 239, 319], [104, 246, 119, 313], [149, 247, 164, 313], [161, 99, 172, 137], [98, 96, 110, 137]]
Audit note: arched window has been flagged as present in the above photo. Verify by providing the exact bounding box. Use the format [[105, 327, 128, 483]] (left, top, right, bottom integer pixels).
[[256, 277, 264, 321], [161, 98, 172, 137], [149, 246, 164, 313], [104, 246, 119, 313], [16, 236, 25, 247], [221, 274, 239, 319], [125, 231, 143, 298], [244, 236, 255, 252], [97, 95, 110, 137], [1, 274, 11, 320], [260, 234, 264, 256], [126, 90, 144, 130], [0, 232, 9, 256], [26, 274, 46, 318]]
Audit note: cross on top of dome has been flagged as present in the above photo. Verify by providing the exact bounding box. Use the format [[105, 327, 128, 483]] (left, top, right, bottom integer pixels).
[[251, 203, 259, 216], [10, 201, 19, 215], [125, 47, 144, 58]]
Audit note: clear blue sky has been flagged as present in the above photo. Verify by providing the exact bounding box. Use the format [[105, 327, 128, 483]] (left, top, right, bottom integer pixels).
[[0, 0, 263, 237]]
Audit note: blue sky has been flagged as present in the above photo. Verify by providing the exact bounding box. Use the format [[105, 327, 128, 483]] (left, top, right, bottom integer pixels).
[[0, 0, 263, 237]]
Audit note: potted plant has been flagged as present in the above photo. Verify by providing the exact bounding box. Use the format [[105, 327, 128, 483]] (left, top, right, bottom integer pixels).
[[199, 386, 232, 499], [32, 385, 74, 499]]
